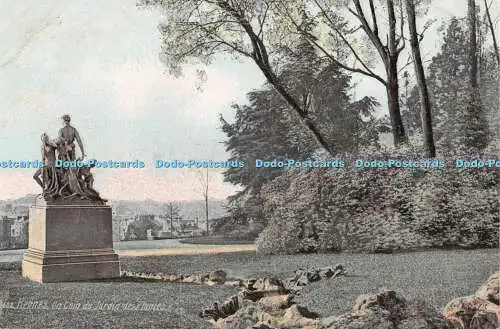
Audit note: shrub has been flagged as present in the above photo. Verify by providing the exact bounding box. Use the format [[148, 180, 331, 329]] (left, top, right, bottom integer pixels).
[[256, 148, 499, 254]]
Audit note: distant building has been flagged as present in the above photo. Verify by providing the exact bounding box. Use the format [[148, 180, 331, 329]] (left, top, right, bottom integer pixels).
[[197, 219, 214, 232], [0, 218, 12, 248], [111, 215, 135, 241], [155, 214, 180, 233], [0, 211, 29, 249], [112, 216, 121, 242], [146, 229, 153, 240], [111, 211, 208, 241], [137, 214, 155, 222], [10, 215, 28, 237]]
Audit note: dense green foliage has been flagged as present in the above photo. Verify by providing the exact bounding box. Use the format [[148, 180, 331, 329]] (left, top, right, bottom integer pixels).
[[216, 15, 500, 254], [218, 40, 383, 231], [256, 148, 499, 254], [402, 17, 498, 152], [125, 217, 162, 240], [143, 0, 499, 254]]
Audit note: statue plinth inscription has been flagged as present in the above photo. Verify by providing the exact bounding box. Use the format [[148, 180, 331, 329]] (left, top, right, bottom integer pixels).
[[22, 115, 120, 283]]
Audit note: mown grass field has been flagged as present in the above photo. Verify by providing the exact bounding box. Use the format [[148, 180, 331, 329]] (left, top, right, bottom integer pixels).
[[0, 248, 497, 329], [179, 235, 255, 245]]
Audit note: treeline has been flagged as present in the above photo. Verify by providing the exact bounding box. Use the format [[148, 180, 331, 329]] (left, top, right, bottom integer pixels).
[[143, 0, 500, 253]]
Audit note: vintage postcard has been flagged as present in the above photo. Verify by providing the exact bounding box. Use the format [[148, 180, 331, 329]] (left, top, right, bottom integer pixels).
[[0, 0, 498, 328]]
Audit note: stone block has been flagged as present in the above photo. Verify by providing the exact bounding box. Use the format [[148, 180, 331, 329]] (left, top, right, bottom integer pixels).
[[22, 197, 120, 283]]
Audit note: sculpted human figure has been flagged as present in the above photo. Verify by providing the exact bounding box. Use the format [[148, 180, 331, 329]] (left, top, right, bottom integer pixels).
[[33, 133, 59, 197], [33, 116, 105, 202], [78, 160, 95, 189], [58, 114, 85, 161], [75, 160, 107, 201]]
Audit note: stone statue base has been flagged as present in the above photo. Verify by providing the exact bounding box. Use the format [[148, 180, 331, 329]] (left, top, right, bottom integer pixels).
[[22, 197, 120, 283]]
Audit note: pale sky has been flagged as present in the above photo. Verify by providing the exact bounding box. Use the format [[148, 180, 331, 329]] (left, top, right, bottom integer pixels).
[[0, 0, 487, 201]]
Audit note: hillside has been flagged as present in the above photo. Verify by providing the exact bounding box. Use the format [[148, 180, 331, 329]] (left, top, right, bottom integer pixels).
[[0, 195, 228, 219]]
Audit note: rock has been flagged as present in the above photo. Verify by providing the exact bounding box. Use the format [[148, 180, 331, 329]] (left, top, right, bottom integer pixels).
[[241, 289, 288, 303], [290, 269, 310, 287], [353, 289, 403, 314], [182, 275, 199, 283], [443, 295, 499, 329], [295, 275, 310, 287], [215, 303, 265, 329], [255, 304, 318, 329], [331, 264, 347, 278], [319, 267, 335, 278], [201, 296, 245, 322], [209, 270, 227, 283], [251, 324, 277, 329], [399, 299, 453, 329], [206, 281, 314, 328], [323, 289, 450, 329], [245, 278, 258, 290], [475, 271, 500, 305], [251, 277, 286, 292], [319, 315, 340, 328], [224, 280, 244, 287], [257, 294, 294, 311], [285, 265, 347, 292], [306, 270, 321, 283], [278, 305, 319, 328], [322, 311, 394, 329]]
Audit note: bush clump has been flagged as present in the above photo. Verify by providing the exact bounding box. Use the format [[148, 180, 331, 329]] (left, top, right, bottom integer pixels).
[[256, 148, 499, 254]]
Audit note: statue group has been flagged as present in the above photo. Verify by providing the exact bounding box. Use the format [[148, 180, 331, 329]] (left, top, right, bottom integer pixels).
[[33, 115, 105, 202]]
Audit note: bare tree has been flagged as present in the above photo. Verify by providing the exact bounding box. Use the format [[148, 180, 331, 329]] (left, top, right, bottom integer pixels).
[[404, 0, 435, 157], [197, 168, 210, 235], [483, 0, 499, 66], [165, 202, 182, 236]]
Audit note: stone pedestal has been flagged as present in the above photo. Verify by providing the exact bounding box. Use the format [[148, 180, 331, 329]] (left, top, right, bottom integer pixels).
[[22, 197, 120, 283]]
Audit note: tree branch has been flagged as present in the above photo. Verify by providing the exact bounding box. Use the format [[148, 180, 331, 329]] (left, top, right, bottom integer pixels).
[[352, 0, 389, 66], [484, 0, 500, 65], [196, 23, 253, 57], [277, 1, 386, 85], [257, 1, 270, 39], [216, 0, 334, 154], [312, 0, 382, 83], [396, 1, 405, 54], [369, 0, 378, 36]]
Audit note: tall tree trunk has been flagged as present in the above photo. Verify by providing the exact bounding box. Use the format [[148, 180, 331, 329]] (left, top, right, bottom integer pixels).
[[340, 0, 408, 147], [205, 169, 209, 235], [220, 2, 334, 155], [254, 60, 333, 154], [469, 0, 479, 90], [464, 0, 488, 151], [385, 0, 407, 146], [404, 0, 436, 157], [484, 0, 500, 66], [170, 206, 173, 236], [386, 57, 407, 147], [205, 195, 209, 235]]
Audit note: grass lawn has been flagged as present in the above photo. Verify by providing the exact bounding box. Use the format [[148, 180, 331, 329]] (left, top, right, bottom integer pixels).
[[0, 248, 497, 329], [179, 235, 255, 245]]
